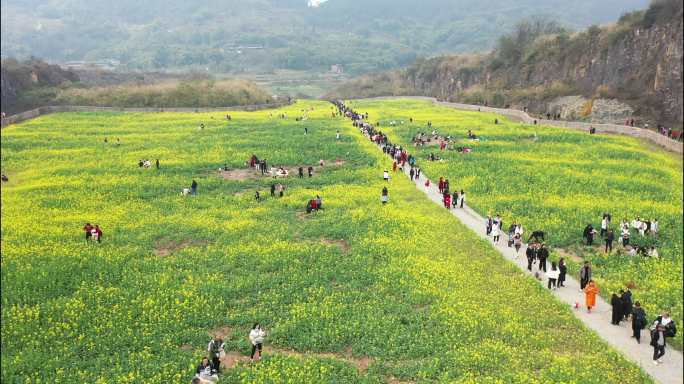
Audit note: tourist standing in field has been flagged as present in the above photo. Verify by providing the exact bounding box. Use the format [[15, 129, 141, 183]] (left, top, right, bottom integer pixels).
[[632, 302, 647, 344], [583, 224, 596, 246], [600, 216, 609, 238], [579, 261, 592, 290], [155, 159, 160, 169], [308, 166, 314, 177], [584, 280, 599, 313], [382, 187, 389, 205], [249, 323, 266, 362], [207, 337, 224, 374], [195, 357, 217, 381], [83, 223, 93, 241], [605, 229, 615, 253], [255, 191, 261, 202], [298, 167, 304, 178], [611, 293, 623, 325], [558, 257, 567, 287], [547, 262, 559, 289], [383, 170, 389, 182], [270, 184, 276, 197], [191, 180, 198, 195], [651, 219, 659, 237], [622, 225, 630, 247]]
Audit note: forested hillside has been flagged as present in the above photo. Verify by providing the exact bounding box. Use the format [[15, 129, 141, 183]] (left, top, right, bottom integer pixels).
[[1, 0, 648, 74]]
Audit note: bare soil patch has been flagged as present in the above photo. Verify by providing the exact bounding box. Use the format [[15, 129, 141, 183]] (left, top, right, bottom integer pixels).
[[209, 325, 234, 340], [321, 238, 351, 254], [219, 169, 258, 181], [555, 247, 584, 263], [154, 237, 209, 257]]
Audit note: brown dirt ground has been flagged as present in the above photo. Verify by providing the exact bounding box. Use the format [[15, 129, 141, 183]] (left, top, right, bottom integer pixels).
[[154, 238, 208, 257], [555, 247, 584, 263], [320, 238, 351, 254]]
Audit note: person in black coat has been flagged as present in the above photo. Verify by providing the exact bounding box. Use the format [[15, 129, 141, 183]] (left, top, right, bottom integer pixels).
[[526, 244, 536, 271], [537, 243, 549, 272], [632, 302, 647, 344], [622, 289, 633, 321], [605, 229, 615, 253], [611, 293, 623, 325], [558, 257, 567, 287], [583, 224, 596, 245]]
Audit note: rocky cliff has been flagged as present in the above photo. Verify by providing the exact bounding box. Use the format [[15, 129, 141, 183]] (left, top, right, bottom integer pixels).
[[332, 0, 683, 127]]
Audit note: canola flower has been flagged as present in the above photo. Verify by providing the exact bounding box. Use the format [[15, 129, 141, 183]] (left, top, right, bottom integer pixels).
[[0, 100, 653, 382]]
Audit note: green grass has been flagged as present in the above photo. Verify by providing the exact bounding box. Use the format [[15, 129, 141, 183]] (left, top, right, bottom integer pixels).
[[350, 97, 684, 350], [1, 100, 653, 383]]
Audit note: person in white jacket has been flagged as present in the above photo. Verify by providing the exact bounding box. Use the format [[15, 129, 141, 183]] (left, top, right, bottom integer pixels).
[[249, 323, 266, 361], [547, 262, 560, 290], [491, 224, 501, 243]]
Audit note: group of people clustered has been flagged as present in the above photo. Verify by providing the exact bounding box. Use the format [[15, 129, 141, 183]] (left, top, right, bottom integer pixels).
[[584, 214, 660, 257], [333, 100, 677, 368]]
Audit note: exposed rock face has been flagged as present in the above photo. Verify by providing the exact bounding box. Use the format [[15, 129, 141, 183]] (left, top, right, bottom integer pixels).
[[400, 8, 683, 127]]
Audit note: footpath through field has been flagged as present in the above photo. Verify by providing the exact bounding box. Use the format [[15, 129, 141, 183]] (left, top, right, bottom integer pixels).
[[359, 139, 684, 383]]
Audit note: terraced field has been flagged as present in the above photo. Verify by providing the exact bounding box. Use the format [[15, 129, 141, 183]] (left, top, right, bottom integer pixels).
[[0, 100, 658, 383]]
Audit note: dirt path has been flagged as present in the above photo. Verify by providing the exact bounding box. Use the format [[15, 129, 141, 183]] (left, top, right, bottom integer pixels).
[[387, 154, 683, 384]]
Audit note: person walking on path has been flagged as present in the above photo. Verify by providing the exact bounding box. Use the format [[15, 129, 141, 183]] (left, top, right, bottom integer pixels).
[[611, 293, 624, 325], [452, 191, 458, 208], [558, 257, 567, 287], [622, 288, 633, 322], [438, 177, 445, 194], [491, 222, 500, 243], [207, 337, 224, 374], [584, 280, 599, 313], [537, 243, 549, 272], [298, 167, 304, 178], [249, 323, 266, 362], [409, 167, 415, 181], [443, 192, 451, 209], [381, 187, 389, 205], [486, 215, 493, 236], [579, 261, 592, 290], [547, 262, 560, 290], [652, 323, 668, 365], [525, 243, 536, 269], [459, 190, 465, 208], [605, 229, 615, 253], [632, 302, 647, 344], [513, 234, 522, 256]]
